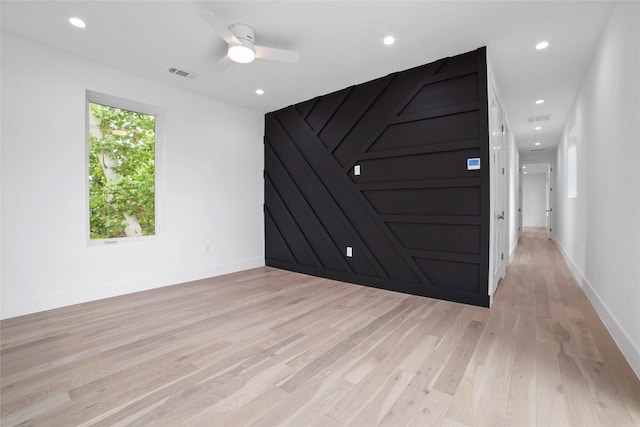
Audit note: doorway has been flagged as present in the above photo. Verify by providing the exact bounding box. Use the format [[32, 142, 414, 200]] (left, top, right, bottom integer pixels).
[[521, 162, 552, 236], [489, 88, 508, 294]]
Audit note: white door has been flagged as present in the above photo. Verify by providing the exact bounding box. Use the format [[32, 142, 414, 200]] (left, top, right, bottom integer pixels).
[[546, 163, 553, 239], [491, 96, 508, 288], [518, 174, 523, 239]]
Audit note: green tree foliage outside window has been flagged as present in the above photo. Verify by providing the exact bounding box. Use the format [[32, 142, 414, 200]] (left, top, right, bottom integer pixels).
[[88, 102, 156, 240]]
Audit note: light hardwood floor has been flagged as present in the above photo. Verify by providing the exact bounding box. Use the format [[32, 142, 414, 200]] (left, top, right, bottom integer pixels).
[[1, 229, 639, 426]]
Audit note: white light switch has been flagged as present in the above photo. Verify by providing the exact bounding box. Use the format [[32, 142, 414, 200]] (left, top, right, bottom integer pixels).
[[346, 246, 353, 257], [354, 165, 361, 176]]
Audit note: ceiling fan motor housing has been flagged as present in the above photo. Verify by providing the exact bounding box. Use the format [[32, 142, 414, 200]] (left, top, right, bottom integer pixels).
[[229, 23, 255, 48]]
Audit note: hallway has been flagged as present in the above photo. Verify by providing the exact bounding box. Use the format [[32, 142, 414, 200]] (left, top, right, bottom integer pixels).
[[1, 230, 639, 426], [488, 229, 639, 425]]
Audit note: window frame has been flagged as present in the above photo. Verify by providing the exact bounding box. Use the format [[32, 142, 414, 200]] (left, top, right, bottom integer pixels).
[[85, 90, 164, 246]]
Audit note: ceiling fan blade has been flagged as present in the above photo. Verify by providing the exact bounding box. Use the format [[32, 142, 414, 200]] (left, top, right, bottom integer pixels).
[[198, 11, 239, 45], [254, 45, 301, 64], [213, 55, 233, 71]]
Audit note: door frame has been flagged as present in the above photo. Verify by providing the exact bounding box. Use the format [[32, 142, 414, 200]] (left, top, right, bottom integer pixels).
[[488, 83, 509, 297], [546, 163, 553, 239]]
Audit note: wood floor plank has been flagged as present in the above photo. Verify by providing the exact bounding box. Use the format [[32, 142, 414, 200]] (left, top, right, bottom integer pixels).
[[374, 306, 477, 426], [346, 328, 442, 425], [574, 292, 640, 425], [280, 299, 411, 393], [85, 336, 304, 426], [309, 414, 345, 427], [535, 340, 570, 426], [326, 317, 438, 424], [120, 334, 306, 426], [580, 358, 636, 426], [0, 392, 70, 427], [346, 368, 415, 426], [433, 320, 484, 395], [503, 279, 537, 427], [152, 361, 295, 426], [282, 375, 353, 427], [1, 232, 638, 427], [249, 373, 329, 427], [189, 386, 289, 427]]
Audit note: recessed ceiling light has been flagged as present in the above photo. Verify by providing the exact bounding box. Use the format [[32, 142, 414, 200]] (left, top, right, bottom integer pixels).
[[255, 89, 264, 95], [522, 166, 527, 169], [536, 41, 549, 50], [383, 36, 395, 46], [535, 126, 542, 130], [535, 99, 545, 104], [524, 171, 528, 174], [68, 17, 86, 28], [535, 142, 541, 146]]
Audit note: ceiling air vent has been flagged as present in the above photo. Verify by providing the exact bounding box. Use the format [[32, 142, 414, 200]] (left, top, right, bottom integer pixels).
[[530, 148, 546, 152], [526, 114, 551, 123], [168, 67, 199, 79]]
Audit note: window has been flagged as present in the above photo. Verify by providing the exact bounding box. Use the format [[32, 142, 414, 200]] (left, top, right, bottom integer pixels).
[[87, 91, 162, 242], [567, 136, 577, 199]]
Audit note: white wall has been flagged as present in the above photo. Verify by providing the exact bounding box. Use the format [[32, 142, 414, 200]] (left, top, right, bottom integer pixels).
[[508, 132, 520, 258], [1, 34, 265, 319], [522, 173, 547, 228], [553, 2, 640, 377]]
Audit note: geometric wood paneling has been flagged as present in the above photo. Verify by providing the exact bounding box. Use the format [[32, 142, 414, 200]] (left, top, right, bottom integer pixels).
[[265, 47, 490, 306], [369, 111, 480, 152], [387, 222, 481, 255]]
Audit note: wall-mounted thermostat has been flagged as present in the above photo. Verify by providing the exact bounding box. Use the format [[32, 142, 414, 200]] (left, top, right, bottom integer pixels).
[[467, 158, 481, 170]]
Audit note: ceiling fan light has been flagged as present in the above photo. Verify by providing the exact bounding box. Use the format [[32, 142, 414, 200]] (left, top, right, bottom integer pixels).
[[228, 45, 255, 63]]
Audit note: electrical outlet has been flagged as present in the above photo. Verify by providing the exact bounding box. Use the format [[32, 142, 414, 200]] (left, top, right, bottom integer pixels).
[[346, 246, 353, 257], [354, 165, 361, 176], [205, 244, 210, 254]]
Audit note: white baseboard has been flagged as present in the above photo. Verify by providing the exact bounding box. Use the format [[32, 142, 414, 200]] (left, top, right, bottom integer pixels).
[[1, 258, 265, 320], [554, 239, 640, 379]]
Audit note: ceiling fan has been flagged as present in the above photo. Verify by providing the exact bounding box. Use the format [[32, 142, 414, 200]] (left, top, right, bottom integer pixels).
[[199, 11, 301, 69]]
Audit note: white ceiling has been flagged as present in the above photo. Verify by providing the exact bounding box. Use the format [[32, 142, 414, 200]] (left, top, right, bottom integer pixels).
[[1, 1, 613, 153], [521, 162, 550, 175]]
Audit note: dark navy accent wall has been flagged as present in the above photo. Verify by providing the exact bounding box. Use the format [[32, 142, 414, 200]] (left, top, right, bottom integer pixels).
[[264, 47, 490, 307]]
